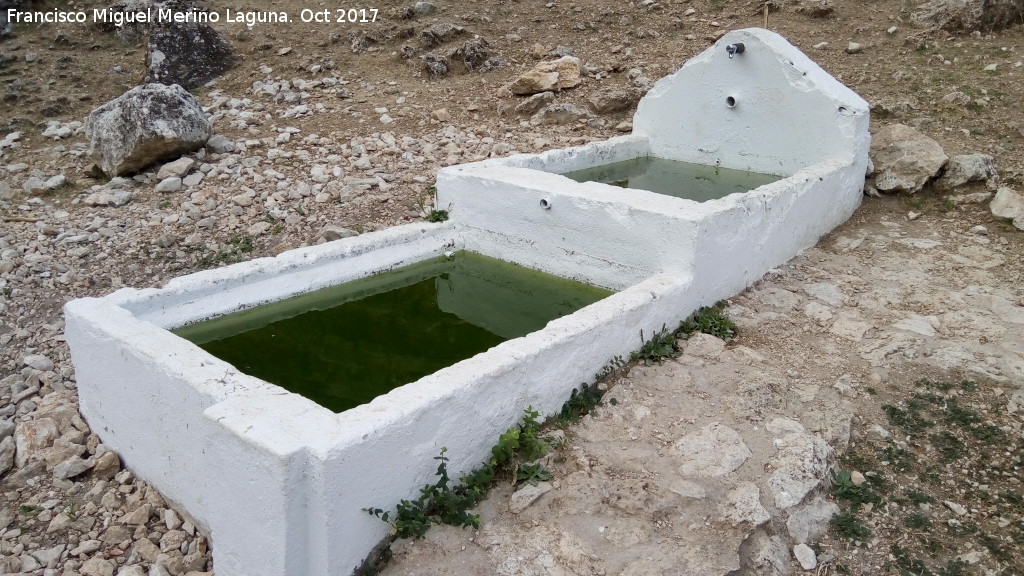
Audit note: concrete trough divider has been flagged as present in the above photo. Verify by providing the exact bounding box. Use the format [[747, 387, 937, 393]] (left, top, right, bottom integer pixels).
[[64, 27, 870, 576]]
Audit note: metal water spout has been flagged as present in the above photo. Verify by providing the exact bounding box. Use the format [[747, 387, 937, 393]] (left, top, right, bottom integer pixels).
[[726, 42, 745, 58]]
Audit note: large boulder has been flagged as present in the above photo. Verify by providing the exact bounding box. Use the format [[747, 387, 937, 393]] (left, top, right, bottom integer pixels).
[[586, 87, 637, 114], [935, 153, 997, 190], [0, 0, 30, 38], [509, 56, 581, 95], [869, 123, 948, 194], [85, 83, 212, 176], [145, 0, 238, 89], [990, 186, 1024, 230], [914, 0, 1024, 32]]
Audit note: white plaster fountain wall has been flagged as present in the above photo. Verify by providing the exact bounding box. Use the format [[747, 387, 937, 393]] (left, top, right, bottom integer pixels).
[[64, 28, 869, 576]]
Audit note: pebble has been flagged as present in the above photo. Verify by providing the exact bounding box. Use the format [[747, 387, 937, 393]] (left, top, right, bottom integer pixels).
[[793, 543, 817, 570], [23, 353, 55, 371], [846, 42, 863, 54], [155, 178, 183, 193], [944, 500, 968, 516]]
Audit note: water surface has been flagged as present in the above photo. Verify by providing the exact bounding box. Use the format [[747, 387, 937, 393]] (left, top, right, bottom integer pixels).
[[563, 156, 781, 202], [174, 252, 611, 413]]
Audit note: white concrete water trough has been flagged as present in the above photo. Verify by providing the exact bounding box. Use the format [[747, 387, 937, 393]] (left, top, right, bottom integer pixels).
[[64, 28, 868, 576]]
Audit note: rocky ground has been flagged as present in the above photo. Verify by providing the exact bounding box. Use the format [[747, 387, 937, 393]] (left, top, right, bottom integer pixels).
[[1, 0, 1023, 574]]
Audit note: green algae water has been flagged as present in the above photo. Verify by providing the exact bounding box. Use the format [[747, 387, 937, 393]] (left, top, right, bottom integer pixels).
[[173, 252, 611, 413], [563, 156, 781, 202]]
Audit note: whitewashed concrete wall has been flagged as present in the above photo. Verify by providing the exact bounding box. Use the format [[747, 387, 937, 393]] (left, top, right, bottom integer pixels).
[[436, 27, 869, 305], [634, 28, 870, 176], [65, 26, 870, 576], [66, 240, 699, 575]]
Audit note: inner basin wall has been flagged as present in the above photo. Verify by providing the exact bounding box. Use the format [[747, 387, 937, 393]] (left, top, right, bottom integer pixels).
[[64, 222, 701, 576]]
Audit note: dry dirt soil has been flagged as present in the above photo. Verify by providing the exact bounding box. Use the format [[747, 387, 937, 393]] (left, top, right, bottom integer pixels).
[[1, 0, 1023, 575]]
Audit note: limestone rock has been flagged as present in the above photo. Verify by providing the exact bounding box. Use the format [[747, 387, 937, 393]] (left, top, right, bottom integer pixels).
[[767, 432, 832, 508], [1008, 389, 1024, 415], [684, 332, 726, 359], [0, 555, 20, 573], [793, 0, 834, 17], [667, 479, 707, 499], [914, 0, 1024, 33], [531, 103, 590, 125], [944, 500, 968, 516], [802, 282, 844, 306], [84, 190, 134, 207], [449, 38, 495, 72], [870, 124, 948, 193], [786, 497, 839, 543], [93, 450, 122, 479], [134, 537, 161, 562], [183, 172, 204, 187], [741, 530, 793, 576], [31, 544, 65, 569], [319, 224, 358, 241], [155, 177, 183, 193], [936, 154, 997, 190], [586, 88, 636, 114], [420, 23, 464, 46], [157, 157, 195, 180], [14, 418, 59, 468], [160, 529, 188, 552], [721, 482, 770, 527], [122, 503, 153, 525], [802, 408, 853, 449], [422, 53, 450, 79], [990, 186, 1024, 230], [0, 419, 13, 441], [205, 134, 235, 154], [41, 438, 86, 469], [22, 176, 46, 194], [23, 353, 54, 371], [509, 481, 552, 513], [410, 1, 437, 16], [673, 422, 752, 477], [510, 56, 581, 95], [0, 436, 14, 475], [145, 0, 238, 89], [81, 557, 116, 576], [830, 313, 871, 342], [515, 91, 555, 115], [793, 543, 817, 570], [86, 84, 213, 176], [53, 456, 96, 479]]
